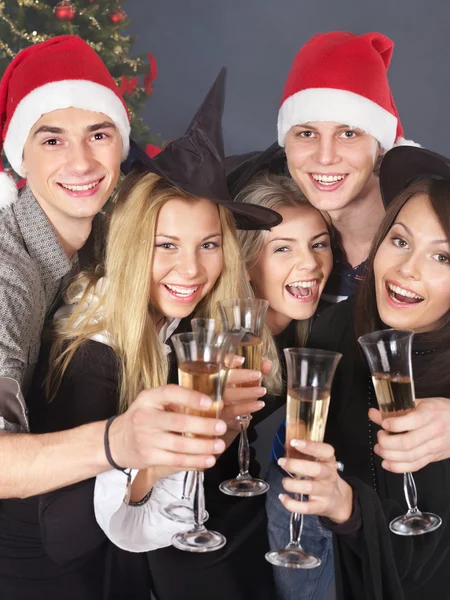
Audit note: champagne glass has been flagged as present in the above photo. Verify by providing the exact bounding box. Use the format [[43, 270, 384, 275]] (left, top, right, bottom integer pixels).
[[218, 298, 270, 497], [358, 329, 442, 536], [168, 331, 240, 552], [161, 320, 243, 524], [266, 348, 342, 569]]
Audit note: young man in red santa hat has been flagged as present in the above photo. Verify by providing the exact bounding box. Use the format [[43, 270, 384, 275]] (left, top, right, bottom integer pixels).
[[0, 36, 222, 501], [264, 31, 418, 600]]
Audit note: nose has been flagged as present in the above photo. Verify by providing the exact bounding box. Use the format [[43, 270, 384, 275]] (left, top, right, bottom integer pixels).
[[315, 135, 340, 166], [294, 249, 320, 274], [67, 141, 96, 175], [176, 250, 201, 280], [397, 251, 422, 281]]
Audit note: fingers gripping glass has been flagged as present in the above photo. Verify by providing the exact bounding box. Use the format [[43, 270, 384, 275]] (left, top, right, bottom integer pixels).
[[265, 348, 342, 569], [218, 298, 270, 497], [167, 330, 243, 552], [358, 329, 442, 536], [161, 319, 244, 524]]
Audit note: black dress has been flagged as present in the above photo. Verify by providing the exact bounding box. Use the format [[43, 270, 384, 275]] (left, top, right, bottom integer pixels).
[[308, 297, 450, 600], [0, 319, 276, 600]]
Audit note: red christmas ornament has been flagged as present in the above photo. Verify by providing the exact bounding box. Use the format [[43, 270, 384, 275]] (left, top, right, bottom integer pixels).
[[53, 0, 76, 21], [109, 8, 126, 24], [118, 75, 138, 95]]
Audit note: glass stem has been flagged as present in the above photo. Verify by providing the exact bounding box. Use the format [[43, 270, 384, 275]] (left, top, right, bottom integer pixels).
[[237, 419, 250, 477], [403, 471, 421, 514], [181, 470, 194, 501], [192, 470, 206, 530], [288, 493, 304, 548]]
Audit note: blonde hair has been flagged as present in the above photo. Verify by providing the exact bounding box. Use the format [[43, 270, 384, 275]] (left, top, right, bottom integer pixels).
[[48, 170, 252, 412], [237, 172, 329, 359]]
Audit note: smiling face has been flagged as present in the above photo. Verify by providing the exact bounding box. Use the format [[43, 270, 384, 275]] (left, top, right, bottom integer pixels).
[[21, 107, 122, 222], [149, 197, 224, 321], [248, 204, 332, 334], [284, 121, 380, 214], [374, 194, 450, 333]]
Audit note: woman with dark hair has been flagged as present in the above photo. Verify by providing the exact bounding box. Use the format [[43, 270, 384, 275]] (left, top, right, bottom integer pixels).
[[276, 146, 450, 599]]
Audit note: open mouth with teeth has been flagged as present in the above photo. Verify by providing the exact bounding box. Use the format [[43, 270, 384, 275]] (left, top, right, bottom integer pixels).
[[163, 283, 201, 301], [386, 281, 424, 305], [310, 174, 347, 187], [58, 179, 103, 193], [285, 280, 319, 301]]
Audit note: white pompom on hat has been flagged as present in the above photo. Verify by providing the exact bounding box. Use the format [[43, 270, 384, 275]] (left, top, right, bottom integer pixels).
[[278, 31, 419, 150], [0, 35, 131, 207]]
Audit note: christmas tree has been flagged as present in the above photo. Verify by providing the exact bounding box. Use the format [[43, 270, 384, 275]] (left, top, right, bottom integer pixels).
[[0, 0, 159, 173]]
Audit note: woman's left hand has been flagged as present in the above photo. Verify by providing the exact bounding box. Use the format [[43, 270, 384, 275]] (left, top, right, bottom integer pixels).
[[278, 439, 353, 524], [370, 396, 450, 473], [221, 358, 272, 427]]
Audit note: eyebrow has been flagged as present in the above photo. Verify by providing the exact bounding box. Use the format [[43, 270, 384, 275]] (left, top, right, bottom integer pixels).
[[155, 233, 222, 242], [32, 121, 117, 137], [268, 231, 329, 244], [393, 221, 448, 245], [295, 123, 351, 131]]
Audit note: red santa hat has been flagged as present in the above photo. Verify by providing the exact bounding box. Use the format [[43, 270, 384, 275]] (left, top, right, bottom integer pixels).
[[278, 31, 418, 150], [0, 35, 131, 208]]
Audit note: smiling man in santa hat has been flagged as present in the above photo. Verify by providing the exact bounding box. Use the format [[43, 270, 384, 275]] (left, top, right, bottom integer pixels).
[[0, 35, 130, 498], [264, 31, 418, 600]]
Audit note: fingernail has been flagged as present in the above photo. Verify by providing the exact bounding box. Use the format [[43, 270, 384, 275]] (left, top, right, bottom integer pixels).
[[214, 439, 225, 452], [205, 456, 215, 468], [291, 439, 306, 448], [278, 457, 287, 467], [200, 396, 212, 408], [255, 401, 265, 409], [236, 356, 245, 365], [215, 421, 227, 434], [249, 371, 262, 380], [259, 387, 267, 396], [383, 420, 390, 430], [278, 493, 286, 502]]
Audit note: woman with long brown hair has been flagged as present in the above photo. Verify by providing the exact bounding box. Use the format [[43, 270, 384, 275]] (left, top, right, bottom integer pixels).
[[277, 146, 450, 599]]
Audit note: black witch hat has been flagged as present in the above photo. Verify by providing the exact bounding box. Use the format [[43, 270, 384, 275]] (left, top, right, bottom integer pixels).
[[121, 68, 281, 230]]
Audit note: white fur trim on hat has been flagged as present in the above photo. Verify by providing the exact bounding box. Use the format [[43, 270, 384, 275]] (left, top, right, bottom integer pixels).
[[0, 171, 18, 208], [394, 136, 422, 148], [278, 88, 398, 151], [4, 80, 130, 176]]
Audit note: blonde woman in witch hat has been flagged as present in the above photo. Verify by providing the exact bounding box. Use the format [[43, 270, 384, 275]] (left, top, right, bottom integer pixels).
[[4, 70, 280, 600]]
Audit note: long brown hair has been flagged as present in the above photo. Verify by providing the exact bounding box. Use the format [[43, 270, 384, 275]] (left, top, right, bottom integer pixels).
[[356, 177, 450, 394]]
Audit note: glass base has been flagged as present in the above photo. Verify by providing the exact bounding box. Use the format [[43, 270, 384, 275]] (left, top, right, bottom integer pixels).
[[265, 547, 321, 569], [389, 511, 442, 536], [159, 501, 209, 524], [219, 475, 269, 497], [172, 527, 226, 553]]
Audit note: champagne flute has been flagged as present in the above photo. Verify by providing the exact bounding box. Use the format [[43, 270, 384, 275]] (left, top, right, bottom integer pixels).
[[161, 320, 243, 524], [168, 331, 240, 552], [218, 298, 270, 497], [265, 347, 342, 569], [358, 329, 442, 536]]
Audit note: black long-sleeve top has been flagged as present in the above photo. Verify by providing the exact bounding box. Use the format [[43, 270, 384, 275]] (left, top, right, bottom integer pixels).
[[307, 297, 450, 600]]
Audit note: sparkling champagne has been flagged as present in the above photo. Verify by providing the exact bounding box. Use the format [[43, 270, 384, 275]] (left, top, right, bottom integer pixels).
[[285, 387, 331, 460], [178, 361, 221, 422], [372, 373, 415, 419], [235, 333, 263, 387]]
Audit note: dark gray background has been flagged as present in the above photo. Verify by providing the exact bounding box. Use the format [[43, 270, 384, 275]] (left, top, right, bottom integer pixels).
[[126, 0, 449, 476], [127, 0, 449, 156]]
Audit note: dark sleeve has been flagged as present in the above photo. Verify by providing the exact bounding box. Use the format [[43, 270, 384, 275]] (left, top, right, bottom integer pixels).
[[37, 341, 119, 566], [320, 483, 363, 556], [334, 469, 450, 600], [307, 297, 355, 353]]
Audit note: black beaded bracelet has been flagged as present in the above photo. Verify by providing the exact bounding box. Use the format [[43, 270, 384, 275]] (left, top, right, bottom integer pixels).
[[104, 415, 132, 504]]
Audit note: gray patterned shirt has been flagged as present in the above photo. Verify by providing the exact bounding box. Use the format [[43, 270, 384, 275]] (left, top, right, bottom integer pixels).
[[0, 185, 105, 433]]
